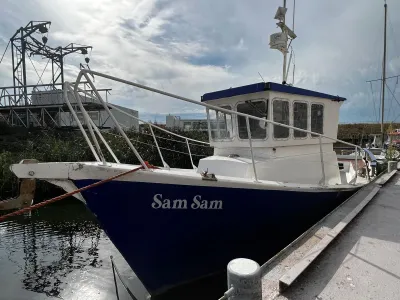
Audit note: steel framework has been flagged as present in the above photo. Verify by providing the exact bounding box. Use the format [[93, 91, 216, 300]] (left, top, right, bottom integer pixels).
[[0, 21, 115, 129], [10, 21, 92, 106]]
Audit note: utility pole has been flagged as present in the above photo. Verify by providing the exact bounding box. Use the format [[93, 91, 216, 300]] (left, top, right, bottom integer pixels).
[[381, 1, 387, 146]]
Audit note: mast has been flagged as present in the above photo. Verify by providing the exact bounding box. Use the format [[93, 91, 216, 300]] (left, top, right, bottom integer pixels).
[[381, 1, 387, 146], [269, 0, 296, 84], [282, 0, 287, 83]]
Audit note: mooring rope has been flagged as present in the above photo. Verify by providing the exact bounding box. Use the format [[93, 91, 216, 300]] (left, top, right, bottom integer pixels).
[[0, 164, 150, 222], [111, 255, 139, 300]]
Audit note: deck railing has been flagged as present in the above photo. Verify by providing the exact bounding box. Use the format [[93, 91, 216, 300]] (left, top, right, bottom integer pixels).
[[64, 69, 375, 185]]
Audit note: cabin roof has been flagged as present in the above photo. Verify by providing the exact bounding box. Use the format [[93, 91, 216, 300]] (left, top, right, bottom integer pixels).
[[201, 82, 346, 102]]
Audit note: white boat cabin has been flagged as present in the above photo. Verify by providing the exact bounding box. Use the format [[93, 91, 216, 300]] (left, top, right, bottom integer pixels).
[[197, 82, 349, 185]]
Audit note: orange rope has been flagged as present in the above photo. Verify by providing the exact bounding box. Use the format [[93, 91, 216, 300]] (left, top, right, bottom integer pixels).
[[0, 164, 148, 222]]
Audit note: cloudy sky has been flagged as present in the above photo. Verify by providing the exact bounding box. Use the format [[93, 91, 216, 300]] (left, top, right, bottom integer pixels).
[[0, 0, 399, 124]]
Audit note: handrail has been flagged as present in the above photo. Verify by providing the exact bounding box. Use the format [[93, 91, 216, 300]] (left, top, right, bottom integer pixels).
[[78, 72, 149, 169], [67, 69, 374, 184], [72, 81, 208, 170], [149, 124, 169, 169], [73, 69, 369, 151], [246, 116, 258, 181], [72, 85, 108, 165], [74, 85, 210, 146]]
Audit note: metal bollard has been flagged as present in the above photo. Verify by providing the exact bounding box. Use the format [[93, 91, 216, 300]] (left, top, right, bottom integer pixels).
[[226, 258, 262, 300], [388, 161, 397, 173]]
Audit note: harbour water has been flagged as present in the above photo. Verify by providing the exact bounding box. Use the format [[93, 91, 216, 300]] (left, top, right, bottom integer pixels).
[[0, 198, 148, 300], [0, 197, 226, 300]]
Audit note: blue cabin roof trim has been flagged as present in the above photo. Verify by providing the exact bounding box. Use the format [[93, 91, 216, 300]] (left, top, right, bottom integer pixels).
[[201, 82, 346, 102]]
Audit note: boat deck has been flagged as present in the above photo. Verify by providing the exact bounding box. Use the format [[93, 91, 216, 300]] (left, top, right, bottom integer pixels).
[[261, 163, 400, 300]]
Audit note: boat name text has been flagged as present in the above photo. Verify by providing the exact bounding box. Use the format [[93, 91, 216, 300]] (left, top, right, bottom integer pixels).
[[152, 194, 223, 210]]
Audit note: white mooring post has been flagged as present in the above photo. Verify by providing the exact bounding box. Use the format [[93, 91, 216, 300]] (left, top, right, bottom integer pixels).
[[226, 258, 262, 300]]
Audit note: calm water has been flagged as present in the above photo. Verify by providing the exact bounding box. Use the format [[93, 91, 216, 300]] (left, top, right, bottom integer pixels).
[[0, 199, 149, 300]]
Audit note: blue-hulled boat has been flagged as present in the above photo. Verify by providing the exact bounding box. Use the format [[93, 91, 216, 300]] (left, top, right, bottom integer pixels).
[[10, 2, 375, 298]]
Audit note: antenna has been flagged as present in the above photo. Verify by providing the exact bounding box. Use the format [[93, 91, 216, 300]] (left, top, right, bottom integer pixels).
[[292, 0, 296, 33], [269, 0, 297, 85]]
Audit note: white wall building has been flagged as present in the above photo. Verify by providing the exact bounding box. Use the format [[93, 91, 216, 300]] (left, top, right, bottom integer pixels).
[[59, 104, 139, 130], [31, 90, 139, 130], [166, 115, 210, 132]]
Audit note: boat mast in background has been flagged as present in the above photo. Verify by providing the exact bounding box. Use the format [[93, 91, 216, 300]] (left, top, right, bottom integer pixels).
[[269, 0, 297, 84], [381, 1, 388, 146]]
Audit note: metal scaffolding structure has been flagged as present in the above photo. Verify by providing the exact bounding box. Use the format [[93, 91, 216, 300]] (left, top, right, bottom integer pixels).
[[0, 21, 113, 129]]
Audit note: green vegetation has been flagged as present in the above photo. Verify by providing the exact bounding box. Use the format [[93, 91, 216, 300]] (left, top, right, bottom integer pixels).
[[2, 121, 399, 199], [0, 123, 212, 199], [337, 123, 400, 141]]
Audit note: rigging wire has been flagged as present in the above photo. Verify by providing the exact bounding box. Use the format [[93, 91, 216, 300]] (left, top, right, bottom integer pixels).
[[387, 10, 399, 122], [134, 130, 211, 148], [35, 58, 51, 90], [50, 66, 60, 89], [28, 56, 45, 86], [101, 130, 209, 157], [0, 41, 10, 65], [388, 10, 398, 55], [385, 83, 400, 123], [387, 83, 394, 121], [388, 77, 399, 121], [369, 82, 378, 123], [369, 5, 385, 121]]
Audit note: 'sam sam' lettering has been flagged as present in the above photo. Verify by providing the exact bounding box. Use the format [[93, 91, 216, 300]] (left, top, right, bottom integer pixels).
[[152, 194, 223, 210]]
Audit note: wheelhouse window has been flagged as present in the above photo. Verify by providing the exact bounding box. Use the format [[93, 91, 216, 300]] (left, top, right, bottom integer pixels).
[[237, 100, 267, 139], [208, 106, 234, 140], [311, 104, 324, 137], [273, 100, 289, 139], [293, 102, 308, 138]]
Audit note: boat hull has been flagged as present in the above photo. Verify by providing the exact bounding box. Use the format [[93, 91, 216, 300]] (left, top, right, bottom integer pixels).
[[73, 178, 358, 296]]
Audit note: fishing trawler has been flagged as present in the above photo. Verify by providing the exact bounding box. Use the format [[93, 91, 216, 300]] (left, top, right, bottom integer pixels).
[[10, 1, 375, 298]]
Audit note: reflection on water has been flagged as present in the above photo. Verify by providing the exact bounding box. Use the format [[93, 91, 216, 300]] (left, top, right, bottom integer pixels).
[[0, 198, 147, 300]]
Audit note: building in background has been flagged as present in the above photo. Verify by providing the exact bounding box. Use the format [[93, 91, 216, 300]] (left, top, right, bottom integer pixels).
[[59, 103, 139, 130], [166, 115, 208, 132], [29, 90, 139, 130], [165, 114, 233, 140]]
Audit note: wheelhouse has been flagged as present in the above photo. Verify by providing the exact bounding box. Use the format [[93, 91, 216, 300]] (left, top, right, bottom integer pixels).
[[197, 82, 347, 185], [201, 82, 345, 149]]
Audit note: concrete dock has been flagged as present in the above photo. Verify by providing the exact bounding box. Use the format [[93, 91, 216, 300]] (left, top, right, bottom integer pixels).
[[261, 168, 400, 300]]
